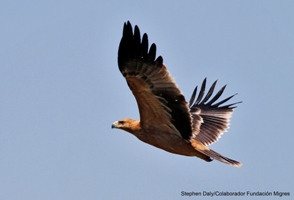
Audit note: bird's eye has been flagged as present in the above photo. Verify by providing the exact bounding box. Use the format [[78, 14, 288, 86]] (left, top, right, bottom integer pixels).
[[118, 121, 124, 125]]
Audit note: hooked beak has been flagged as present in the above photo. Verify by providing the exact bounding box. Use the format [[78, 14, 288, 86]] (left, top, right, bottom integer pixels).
[[111, 121, 118, 129]]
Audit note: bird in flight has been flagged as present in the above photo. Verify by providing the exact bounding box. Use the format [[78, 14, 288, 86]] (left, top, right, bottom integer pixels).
[[112, 21, 242, 167]]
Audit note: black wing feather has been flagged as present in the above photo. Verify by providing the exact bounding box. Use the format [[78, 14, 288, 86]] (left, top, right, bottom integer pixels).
[[189, 79, 241, 145]]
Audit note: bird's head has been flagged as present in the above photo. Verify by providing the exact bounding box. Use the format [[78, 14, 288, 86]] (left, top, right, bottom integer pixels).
[[111, 118, 140, 134]]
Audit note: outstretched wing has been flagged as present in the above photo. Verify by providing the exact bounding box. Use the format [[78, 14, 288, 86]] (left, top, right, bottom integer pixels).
[[118, 21, 192, 139], [189, 78, 241, 146]]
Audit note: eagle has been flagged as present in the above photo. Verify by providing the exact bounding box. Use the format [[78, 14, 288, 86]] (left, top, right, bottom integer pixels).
[[112, 21, 242, 167]]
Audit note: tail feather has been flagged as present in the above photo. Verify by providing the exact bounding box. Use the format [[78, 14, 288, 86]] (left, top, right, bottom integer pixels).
[[198, 148, 242, 168]]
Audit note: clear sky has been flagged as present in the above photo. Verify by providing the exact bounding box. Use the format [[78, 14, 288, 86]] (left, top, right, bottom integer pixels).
[[1, 1, 293, 199]]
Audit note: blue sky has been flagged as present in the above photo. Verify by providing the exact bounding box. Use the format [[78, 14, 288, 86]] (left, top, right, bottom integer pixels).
[[1, 1, 293, 199]]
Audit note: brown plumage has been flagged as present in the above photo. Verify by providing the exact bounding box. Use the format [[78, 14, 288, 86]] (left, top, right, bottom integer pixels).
[[112, 21, 242, 167]]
